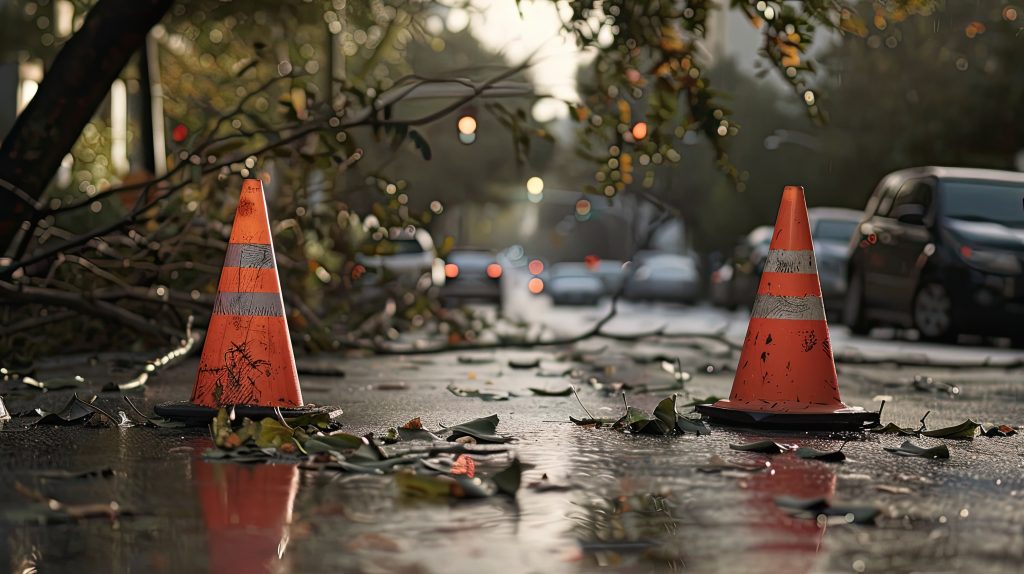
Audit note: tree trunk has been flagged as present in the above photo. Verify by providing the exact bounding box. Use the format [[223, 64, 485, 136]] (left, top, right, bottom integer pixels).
[[0, 0, 174, 249]]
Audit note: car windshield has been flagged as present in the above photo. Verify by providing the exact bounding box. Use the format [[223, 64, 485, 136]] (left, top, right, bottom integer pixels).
[[940, 180, 1024, 228], [448, 251, 494, 270], [813, 219, 858, 242]]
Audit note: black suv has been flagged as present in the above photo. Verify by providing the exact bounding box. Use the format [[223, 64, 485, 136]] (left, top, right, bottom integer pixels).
[[843, 167, 1024, 343]]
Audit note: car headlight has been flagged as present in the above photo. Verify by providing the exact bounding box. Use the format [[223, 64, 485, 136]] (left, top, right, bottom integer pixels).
[[960, 246, 1022, 275]]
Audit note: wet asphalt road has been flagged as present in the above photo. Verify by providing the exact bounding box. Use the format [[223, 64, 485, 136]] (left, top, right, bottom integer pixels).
[[1, 303, 1023, 574]]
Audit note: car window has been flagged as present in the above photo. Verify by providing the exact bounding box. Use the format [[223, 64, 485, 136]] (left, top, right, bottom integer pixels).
[[813, 219, 858, 241], [875, 178, 901, 217], [939, 180, 1024, 228], [890, 179, 933, 222]]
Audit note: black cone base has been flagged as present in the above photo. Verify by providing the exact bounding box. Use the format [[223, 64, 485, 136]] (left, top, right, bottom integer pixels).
[[695, 404, 880, 431], [154, 401, 343, 426]]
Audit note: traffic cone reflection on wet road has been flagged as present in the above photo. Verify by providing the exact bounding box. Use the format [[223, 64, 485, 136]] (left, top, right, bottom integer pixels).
[[697, 186, 879, 430], [194, 459, 299, 573], [155, 178, 340, 424]]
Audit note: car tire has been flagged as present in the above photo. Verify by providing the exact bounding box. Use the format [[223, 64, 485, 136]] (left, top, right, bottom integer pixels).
[[912, 281, 957, 343], [842, 266, 871, 335]]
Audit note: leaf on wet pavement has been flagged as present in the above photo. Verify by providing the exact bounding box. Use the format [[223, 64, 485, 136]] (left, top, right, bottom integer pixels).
[[675, 415, 711, 435], [729, 440, 790, 454], [445, 414, 513, 444], [33, 394, 98, 426], [774, 496, 880, 524], [122, 396, 187, 428], [528, 386, 573, 397], [680, 395, 723, 408], [869, 423, 919, 436], [921, 420, 980, 440], [457, 355, 495, 365], [492, 457, 522, 496], [304, 432, 365, 453], [795, 446, 846, 462], [883, 440, 950, 459], [395, 457, 520, 499], [509, 358, 541, 369], [447, 383, 511, 401], [980, 424, 1017, 437], [569, 416, 619, 427]]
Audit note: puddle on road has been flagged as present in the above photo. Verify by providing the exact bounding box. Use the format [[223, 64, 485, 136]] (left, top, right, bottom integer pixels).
[[2, 350, 1024, 573]]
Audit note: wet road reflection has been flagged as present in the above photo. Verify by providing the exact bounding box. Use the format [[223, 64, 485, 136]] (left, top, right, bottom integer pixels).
[[193, 460, 299, 573], [744, 455, 836, 570]]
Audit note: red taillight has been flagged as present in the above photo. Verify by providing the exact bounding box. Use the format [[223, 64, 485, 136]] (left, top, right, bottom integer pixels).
[[445, 263, 459, 278], [959, 245, 972, 259], [528, 259, 544, 275], [486, 263, 502, 279], [584, 254, 600, 270], [528, 277, 544, 294]]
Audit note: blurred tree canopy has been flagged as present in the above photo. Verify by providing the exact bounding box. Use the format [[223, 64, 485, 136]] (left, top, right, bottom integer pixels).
[[6, 0, 1013, 357]]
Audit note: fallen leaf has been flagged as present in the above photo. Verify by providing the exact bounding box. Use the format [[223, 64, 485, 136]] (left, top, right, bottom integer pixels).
[[528, 386, 573, 397], [509, 358, 541, 369], [402, 417, 423, 430], [981, 424, 1017, 437], [457, 355, 495, 365], [675, 415, 711, 435], [445, 414, 513, 444], [569, 416, 618, 427], [869, 422, 919, 436], [921, 420, 980, 440], [680, 395, 723, 408], [730, 440, 790, 454], [883, 440, 949, 459], [795, 446, 846, 462], [446, 383, 511, 401], [33, 394, 98, 426], [122, 396, 187, 429]]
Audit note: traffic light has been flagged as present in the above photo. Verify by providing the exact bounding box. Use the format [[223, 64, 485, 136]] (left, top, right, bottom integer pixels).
[[457, 113, 477, 144]]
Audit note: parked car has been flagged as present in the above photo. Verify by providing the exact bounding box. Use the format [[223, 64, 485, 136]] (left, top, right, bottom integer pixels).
[[439, 249, 503, 306], [354, 228, 439, 287], [624, 252, 700, 303], [587, 259, 628, 295], [808, 207, 862, 313], [547, 262, 604, 306], [843, 166, 1024, 343], [709, 225, 773, 309]]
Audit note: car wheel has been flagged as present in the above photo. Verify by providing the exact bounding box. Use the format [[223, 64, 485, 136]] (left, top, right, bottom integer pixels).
[[842, 267, 871, 335], [913, 281, 957, 342]]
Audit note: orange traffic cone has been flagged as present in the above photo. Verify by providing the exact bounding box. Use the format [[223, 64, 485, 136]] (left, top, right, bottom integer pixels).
[[156, 179, 340, 424], [697, 186, 879, 430]]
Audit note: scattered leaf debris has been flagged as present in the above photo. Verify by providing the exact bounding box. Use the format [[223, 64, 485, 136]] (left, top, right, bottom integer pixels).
[[883, 440, 950, 459]]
